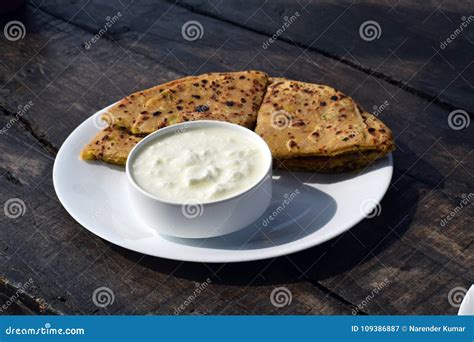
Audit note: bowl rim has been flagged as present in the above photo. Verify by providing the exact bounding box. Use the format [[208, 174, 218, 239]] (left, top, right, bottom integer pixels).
[[125, 120, 273, 206]]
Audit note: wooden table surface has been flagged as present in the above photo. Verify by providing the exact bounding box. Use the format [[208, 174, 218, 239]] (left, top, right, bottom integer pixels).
[[0, 0, 472, 315]]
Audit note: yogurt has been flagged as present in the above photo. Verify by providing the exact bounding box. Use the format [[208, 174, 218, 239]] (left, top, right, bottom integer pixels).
[[131, 126, 268, 202]]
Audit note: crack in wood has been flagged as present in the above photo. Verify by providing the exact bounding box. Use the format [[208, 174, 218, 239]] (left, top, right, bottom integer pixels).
[[306, 278, 368, 315], [0, 105, 58, 156], [0, 277, 62, 315], [0, 167, 24, 186]]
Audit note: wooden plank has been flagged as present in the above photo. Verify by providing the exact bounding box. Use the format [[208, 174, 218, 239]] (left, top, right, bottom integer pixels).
[[0, 7, 184, 150], [287, 171, 473, 314], [171, 0, 474, 112], [0, 114, 353, 314]]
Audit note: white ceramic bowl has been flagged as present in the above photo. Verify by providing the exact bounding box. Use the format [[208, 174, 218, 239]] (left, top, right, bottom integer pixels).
[[126, 120, 273, 238]]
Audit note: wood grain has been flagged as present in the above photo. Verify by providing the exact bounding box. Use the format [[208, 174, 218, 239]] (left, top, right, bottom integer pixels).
[[172, 0, 474, 113]]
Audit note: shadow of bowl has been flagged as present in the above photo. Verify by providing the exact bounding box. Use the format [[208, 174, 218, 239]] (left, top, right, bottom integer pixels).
[[161, 172, 337, 250]]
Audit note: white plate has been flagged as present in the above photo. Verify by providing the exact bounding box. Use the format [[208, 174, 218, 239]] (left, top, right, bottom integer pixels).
[[53, 106, 393, 263], [458, 285, 474, 315]]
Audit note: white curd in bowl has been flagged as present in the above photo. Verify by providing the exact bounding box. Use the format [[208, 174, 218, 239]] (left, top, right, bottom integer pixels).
[[131, 126, 269, 203]]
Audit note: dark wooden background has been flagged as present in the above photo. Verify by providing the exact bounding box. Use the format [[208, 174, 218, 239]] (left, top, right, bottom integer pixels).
[[0, 0, 472, 315]]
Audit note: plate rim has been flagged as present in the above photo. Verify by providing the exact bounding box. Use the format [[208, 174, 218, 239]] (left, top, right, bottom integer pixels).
[[53, 109, 394, 263], [458, 285, 474, 315]]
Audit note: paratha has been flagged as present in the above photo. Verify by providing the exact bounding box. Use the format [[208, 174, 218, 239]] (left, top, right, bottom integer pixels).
[[103, 70, 269, 134], [80, 127, 142, 166], [81, 74, 394, 172], [255, 79, 394, 171], [276, 112, 394, 172]]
